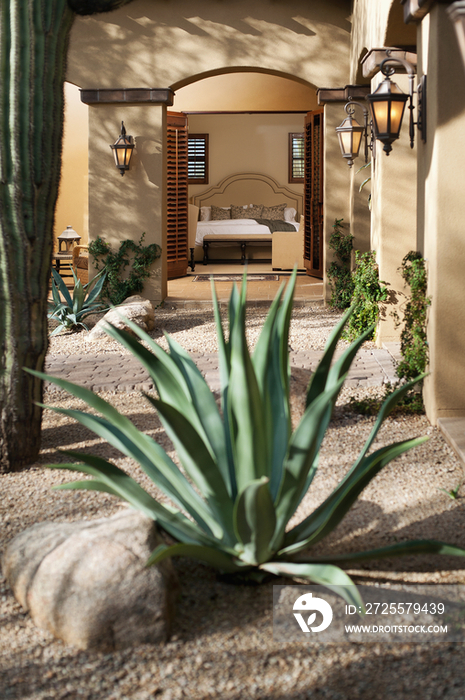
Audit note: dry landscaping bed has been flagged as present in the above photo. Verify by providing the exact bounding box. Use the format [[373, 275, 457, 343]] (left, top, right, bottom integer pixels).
[[1, 304, 465, 699]]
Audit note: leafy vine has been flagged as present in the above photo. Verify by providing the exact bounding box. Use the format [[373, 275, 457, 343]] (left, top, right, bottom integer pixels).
[[88, 233, 161, 306], [327, 218, 354, 310]]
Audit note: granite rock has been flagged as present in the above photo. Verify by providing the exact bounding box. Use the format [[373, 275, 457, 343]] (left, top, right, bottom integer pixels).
[[2, 509, 178, 650]]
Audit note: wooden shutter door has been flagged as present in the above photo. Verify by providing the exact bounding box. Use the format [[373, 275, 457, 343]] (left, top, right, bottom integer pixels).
[[167, 112, 188, 279], [304, 109, 324, 278]]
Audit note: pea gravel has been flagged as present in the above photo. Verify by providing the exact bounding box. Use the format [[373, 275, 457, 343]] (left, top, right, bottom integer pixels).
[[1, 304, 465, 700]]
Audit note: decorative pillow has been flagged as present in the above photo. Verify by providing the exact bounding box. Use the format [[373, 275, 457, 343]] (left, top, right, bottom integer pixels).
[[230, 204, 263, 219], [200, 206, 211, 222], [211, 205, 231, 220], [284, 207, 297, 223], [261, 203, 287, 220], [230, 204, 249, 219]]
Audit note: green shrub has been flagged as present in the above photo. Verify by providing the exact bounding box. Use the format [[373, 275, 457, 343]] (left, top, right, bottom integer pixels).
[[394, 251, 431, 382], [88, 233, 161, 306], [33, 272, 465, 608], [327, 218, 354, 310], [344, 250, 388, 342], [48, 267, 108, 335]]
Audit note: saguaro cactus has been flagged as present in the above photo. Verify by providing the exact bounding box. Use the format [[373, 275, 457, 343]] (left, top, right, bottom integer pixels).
[[0, 0, 134, 472]]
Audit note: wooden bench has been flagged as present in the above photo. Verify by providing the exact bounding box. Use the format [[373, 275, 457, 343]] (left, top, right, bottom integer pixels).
[[202, 234, 273, 265]]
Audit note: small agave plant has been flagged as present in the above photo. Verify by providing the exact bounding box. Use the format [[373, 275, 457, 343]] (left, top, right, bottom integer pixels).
[[34, 271, 465, 609], [48, 267, 108, 335]]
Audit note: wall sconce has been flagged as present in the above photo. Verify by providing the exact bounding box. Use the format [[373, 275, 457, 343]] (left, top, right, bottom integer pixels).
[[110, 121, 134, 175], [367, 56, 426, 156], [448, 2, 465, 71], [335, 101, 370, 168]]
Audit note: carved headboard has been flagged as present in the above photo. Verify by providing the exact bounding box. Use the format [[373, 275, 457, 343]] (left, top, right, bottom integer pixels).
[[191, 172, 303, 216]]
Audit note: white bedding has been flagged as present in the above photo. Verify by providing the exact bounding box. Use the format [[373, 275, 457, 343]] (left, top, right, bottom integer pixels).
[[195, 218, 299, 247]]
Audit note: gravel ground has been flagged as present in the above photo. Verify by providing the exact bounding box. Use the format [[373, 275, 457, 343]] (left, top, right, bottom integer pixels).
[[2, 304, 465, 700]]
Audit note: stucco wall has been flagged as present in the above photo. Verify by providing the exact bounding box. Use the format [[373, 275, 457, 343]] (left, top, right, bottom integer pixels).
[[350, 0, 416, 83], [88, 103, 166, 303], [54, 83, 89, 248], [369, 72, 418, 346], [67, 0, 351, 91], [419, 6, 465, 422], [174, 73, 318, 112]]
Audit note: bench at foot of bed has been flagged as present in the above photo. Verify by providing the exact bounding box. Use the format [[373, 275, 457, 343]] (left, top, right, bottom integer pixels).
[[202, 234, 273, 265]]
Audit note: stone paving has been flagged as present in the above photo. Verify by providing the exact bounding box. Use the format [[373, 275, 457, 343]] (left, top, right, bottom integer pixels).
[[45, 346, 398, 394]]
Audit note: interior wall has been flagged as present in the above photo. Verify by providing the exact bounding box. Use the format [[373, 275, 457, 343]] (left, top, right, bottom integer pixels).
[[54, 82, 89, 248], [187, 113, 307, 202]]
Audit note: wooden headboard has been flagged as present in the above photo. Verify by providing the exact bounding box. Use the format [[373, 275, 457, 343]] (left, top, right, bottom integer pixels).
[[191, 173, 303, 216]]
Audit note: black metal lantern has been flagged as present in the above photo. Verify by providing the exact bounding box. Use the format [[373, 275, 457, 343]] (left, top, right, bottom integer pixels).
[[335, 102, 369, 168], [110, 121, 134, 175], [367, 69, 409, 155]]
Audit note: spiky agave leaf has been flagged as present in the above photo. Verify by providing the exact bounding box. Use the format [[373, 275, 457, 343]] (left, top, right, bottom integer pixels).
[[34, 272, 465, 608]]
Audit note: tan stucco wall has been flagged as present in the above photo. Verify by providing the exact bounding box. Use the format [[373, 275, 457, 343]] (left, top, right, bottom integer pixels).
[[369, 72, 418, 346], [54, 83, 89, 248], [350, 0, 416, 83], [323, 104, 353, 300], [187, 112, 307, 200], [174, 73, 318, 112], [88, 103, 166, 304], [418, 6, 465, 422], [67, 0, 351, 91], [350, 163, 372, 255]]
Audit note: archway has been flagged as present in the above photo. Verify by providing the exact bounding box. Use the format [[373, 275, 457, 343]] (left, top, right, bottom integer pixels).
[[165, 69, 323, 284]]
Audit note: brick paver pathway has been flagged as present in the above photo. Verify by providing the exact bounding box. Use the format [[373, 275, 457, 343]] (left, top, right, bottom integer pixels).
[[45, 347, 398, 393]]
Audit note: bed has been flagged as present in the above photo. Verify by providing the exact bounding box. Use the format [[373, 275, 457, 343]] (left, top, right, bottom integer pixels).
[[190, 173, 304, 267]]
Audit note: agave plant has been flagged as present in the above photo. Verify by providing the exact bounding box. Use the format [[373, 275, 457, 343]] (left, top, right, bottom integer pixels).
[[33, 271, 465, 608], [48, 266, 108, 335]]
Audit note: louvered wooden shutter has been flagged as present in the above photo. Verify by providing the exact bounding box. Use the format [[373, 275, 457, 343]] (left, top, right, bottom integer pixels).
[[167, 112, 188, 279], [304, 109, 324, 279]]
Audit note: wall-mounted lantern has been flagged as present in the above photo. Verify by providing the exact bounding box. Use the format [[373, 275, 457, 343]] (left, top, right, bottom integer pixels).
[[110, 121, 134, 175], [366, 55, 426, 156], [335, 100, 370, 168], [448, 2, 465, 71]]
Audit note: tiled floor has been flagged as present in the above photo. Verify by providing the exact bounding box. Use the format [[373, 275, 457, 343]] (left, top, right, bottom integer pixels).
[[166, 263, 323, 307], [50, 263, 324, 306]]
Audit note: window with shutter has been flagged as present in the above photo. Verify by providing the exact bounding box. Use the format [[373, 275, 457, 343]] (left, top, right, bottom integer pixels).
[[289, 133, 304, 183], [167, 112, 188, 279], [188, 134, 209, 184]]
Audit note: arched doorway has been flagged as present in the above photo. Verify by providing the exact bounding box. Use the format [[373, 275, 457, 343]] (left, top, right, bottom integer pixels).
[[166, 70, 324, 281]]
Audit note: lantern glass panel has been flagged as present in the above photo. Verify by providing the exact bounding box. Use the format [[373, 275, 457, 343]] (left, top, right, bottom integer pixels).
[[389, 100, 406, 137]]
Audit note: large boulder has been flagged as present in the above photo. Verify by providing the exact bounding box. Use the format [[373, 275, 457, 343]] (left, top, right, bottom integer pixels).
[[89, 295, 155, 340], [2, 510, 178, 650]]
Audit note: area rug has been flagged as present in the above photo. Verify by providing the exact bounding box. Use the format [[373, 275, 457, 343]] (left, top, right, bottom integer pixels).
[[192, 274, 279, 282]]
